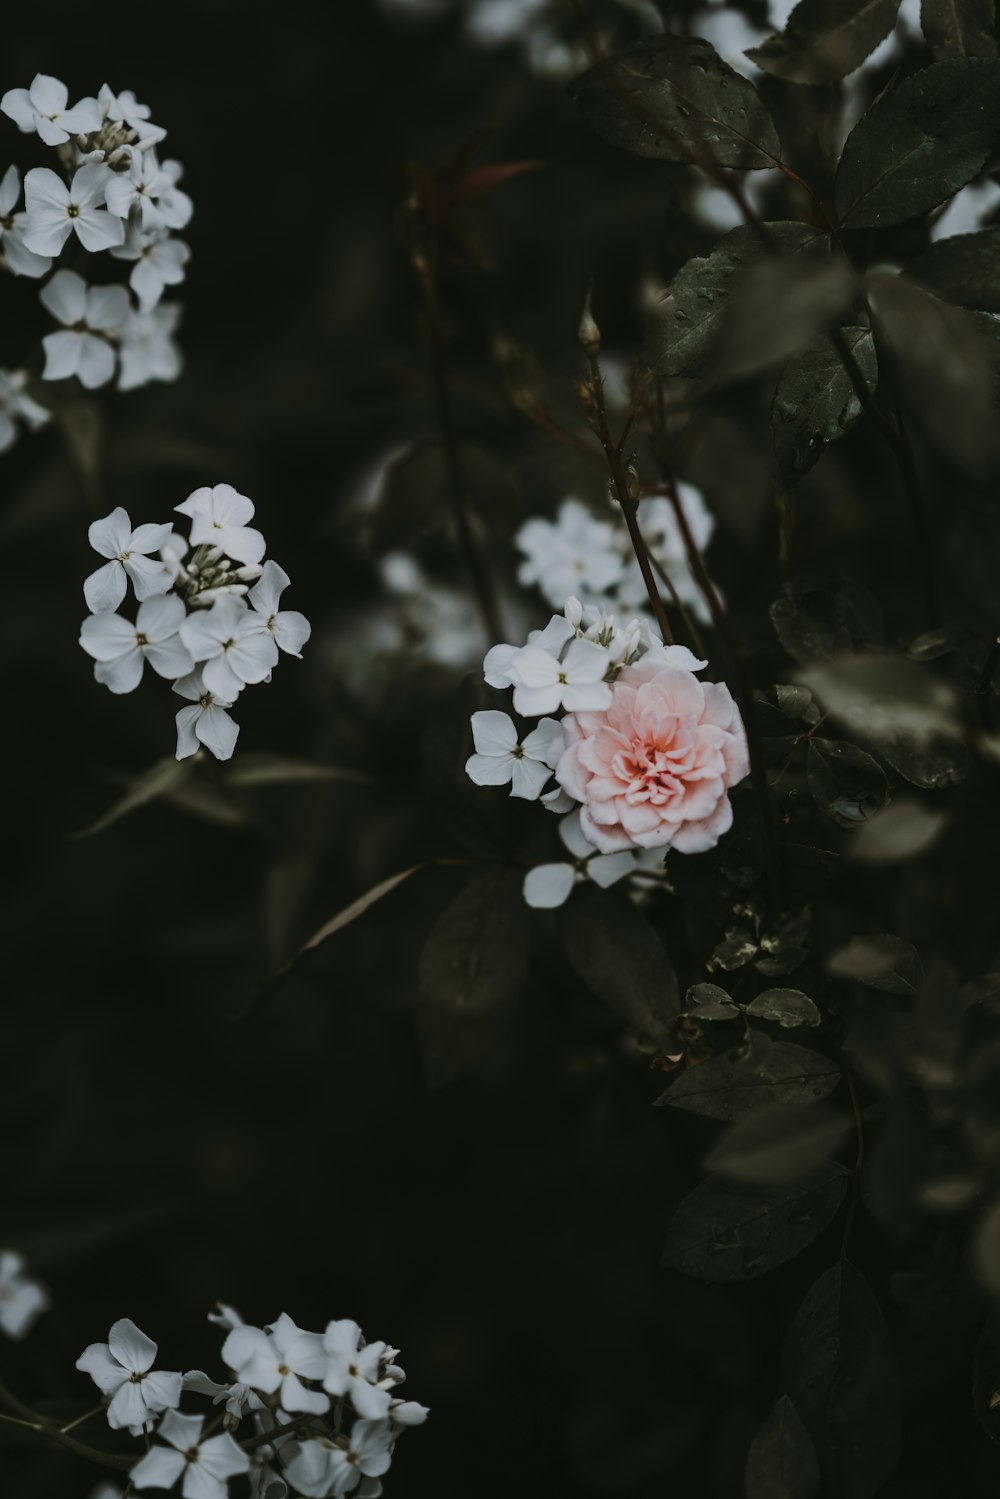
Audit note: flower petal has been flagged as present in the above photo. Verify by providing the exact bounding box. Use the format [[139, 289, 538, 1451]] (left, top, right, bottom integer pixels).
[[108, 1317, 157, 1374], [523, 863, 576, 909], [84, 560, 127, 614]]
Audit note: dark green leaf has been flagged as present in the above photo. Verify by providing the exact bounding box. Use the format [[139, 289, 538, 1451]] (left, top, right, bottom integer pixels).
[[72, 756, 193, 839], [684, 982, 741, 1020], [771, 326, 877, 483], [557, 882, 679, 1045], [781, 1261, 903, 1499], [851, 799, 948, 861], [974, 1200, 1000, 1296], [654, 222, 826, 377], [867, 270, 998, 474], [745, 988, 822, 1027], [569, 35, 781, 168], [806, 739, 889, 829], [881, 732, 967, 788], [798, 651, 961, 742], [745, 1395, 822, 1499], [835, 59, 1000, 228], [226, 755, 371, 788], [747, 0, 901, 85], [828, 933, 924, 994], [662, 1162, 850, 1281], [922, 0, 998, 58], [770, 580, 882, 664], [657, 1034, 842, 1119], [712, 256, 857, 382], [910, 229, 1000, 311], [705, 1104, 852, 1184]]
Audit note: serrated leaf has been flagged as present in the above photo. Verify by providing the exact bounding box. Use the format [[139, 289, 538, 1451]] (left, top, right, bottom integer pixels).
[[851, 799, 948, 861], [684, 982, 741, 1020], [569, 34, 781, 168], [806, 739, 889, 829], [662, 1162, 850, 1281], [835, 58, 1000, 228], [654, 222, 827, 377], [922, 0, 998, 58], [910, 229, 1000, 311], [747, 0, 901, 85], [827, 933, 923, 994], [867, 269, 998, 475], [745, 988, 822, 1027], [557, 882, 679, 1046], [771, 326, 877, 483], [705, 1104, 851, 1184], [72, 756, 193, 839], [657, 1034, 842, 1119], [745, 1395, 821, 1499], [781, 1262, 903, 1499]]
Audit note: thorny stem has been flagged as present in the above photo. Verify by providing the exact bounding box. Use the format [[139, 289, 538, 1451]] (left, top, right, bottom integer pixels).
[[583, 344, 674, 644], [0, 1379, 132, 1472]]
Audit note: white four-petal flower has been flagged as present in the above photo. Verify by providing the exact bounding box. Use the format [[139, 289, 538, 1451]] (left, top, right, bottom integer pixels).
[[0, 166, 51, 278], [23, 164, 123, 256], [130, 1409, 249, 1498], [179, 596, 278, 700], [40, 270, 128, 389], [322, 1319, 391, 1420], [84, 507, 173, 613], [247, 561, 312, 657], [173, 670, 240, 762], [80, 594, 194, 693], [1, 75, 100, 146], [222, 1313, 330, 1415], [522, 812, 664, 909], [175, 485, 266, 565], [465, 710, 563, 800], [507, 636, 612, 717], [75, 1318, 183, 1435]]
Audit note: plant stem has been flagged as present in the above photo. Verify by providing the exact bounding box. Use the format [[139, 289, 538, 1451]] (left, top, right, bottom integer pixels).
[[240, 1411, 323, 1454], [0, 1379, 132, 1471]]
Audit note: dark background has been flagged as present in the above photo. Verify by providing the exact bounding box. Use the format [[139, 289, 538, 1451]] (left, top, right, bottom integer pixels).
[[5, 4, 1000, 1496]]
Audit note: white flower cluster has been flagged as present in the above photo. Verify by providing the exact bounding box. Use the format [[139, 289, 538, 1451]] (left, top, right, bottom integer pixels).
[[0, 1249, 49, 1339], [78, 484, 311, 761], [514, 490, 715, 625], [468, 595, 697, 905], [69, 1308, 428, 1498], [0, 75, 190, 449]]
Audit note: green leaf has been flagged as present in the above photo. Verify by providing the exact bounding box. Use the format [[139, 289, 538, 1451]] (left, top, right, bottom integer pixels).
[[225, 755, 371, 788], [867, 270, 998, 475], [746, 0, 901, 85], [806, 738, 889, 830], [880, 733, 967, 789], [910, 229, 1000, 311], [683, 982, 741, 1021], [72, 756, 193, 838], [569, 35, 781, 168], [417, 869, 530, 1086], [657, 1034, 842, 1119], [922, 0, 998, 58], [851, 799, 948, 861], [771, 326, 877, 483], [654, 222, 827, 377], [770, 580, 882, 665], [299, 866, 426, 955], [557, 882, 679, 1046], [827, 933, 923, 994], [744, 988, 822, 1027], [662, 1163, 850, 1282], [781, 1261, 903, 1499], [797, 651, 961, 743], [745, 1395, 822, 1499], [835, 59, 1000, 228], [704, 1104, 852, 1184], [713, 256, 857, 382]]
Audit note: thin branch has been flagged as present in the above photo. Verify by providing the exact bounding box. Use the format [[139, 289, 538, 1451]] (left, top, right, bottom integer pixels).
[[0, 1379, 132, 1472]]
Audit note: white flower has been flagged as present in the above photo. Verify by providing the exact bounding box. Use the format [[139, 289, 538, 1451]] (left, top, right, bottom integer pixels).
[[323, 1320, 391, 1419], [1, 74, 100, 146], [118, 303, 182, 390], [522, 811, 663, 908], [515, 499, 625, 608], [111, 227, 189, 310], [40, 271, 128, 389], [75, 1318, 183, 1435], [0, 368, 48, 453], [130, 1409, 249, 1498], [612, 487, 715, 623], [155, 158, 193, 230], [508, 636, 612, 717], [97, 83, 166, 144], [222, 1312, 330, 1415], [248, 561, 311, 657], [0, 166, 51, 278], [83, 507, 174, 613], [175, 484, 266, 565], [284, 1421, 394, 1499], [482, 613, 575, 689], [180, 596, 279, 699], [465, 710, 563, 799], [80, 594, 194, 694], [105, 150, 178, 231], [174, 670, 240, 762], [182, 1369, 264, 1422], [0, 1251, 49, 1339], [388, 1399, 430, 1425], [208, 1302, 245, 1331], [23, 164, 123, 256]]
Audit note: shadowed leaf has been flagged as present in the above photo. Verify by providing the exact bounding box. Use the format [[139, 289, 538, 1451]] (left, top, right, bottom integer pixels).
[[657, 1034, 841, 1119], [828, 933, 923, 994], [747, 0, 901, 85], [704, 1104, 851, 1184], [771, 326, 877, 483], [910, 229, 1000, 311], [806, 739, 889, 830], [558, 882, 679, 1046], [745, 988, 822, 1027], [745, 1394, 821, 1499], [922, 0, 998, 57]]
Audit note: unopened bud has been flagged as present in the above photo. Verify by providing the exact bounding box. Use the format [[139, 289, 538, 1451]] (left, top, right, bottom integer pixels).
[[578, 290, 601, 354]]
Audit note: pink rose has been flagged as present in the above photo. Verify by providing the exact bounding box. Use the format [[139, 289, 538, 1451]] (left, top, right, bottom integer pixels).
[[555, 645, 750, 855]]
